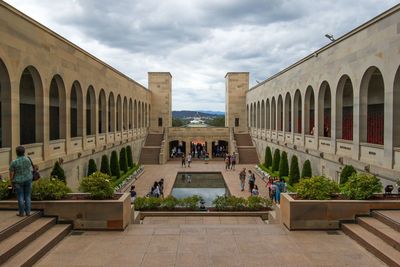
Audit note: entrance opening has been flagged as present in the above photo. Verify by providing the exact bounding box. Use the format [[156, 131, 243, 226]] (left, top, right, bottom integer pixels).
[[169, 140, 186, 158], [190, 138, 207, 159], [212, 140, 228, 158]]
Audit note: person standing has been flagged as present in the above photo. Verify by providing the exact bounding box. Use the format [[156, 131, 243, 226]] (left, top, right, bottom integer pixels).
[[130, 185, 137, 203], [248, 170, 255, 193], [252, 185, 259, 196], [9, 146, 33, 217], [231, 152, 236, 170], [181, 154, 186, 168], [239, 168, 246, 191], [225, 155, 230, 170], [187, 154, 192, 168]]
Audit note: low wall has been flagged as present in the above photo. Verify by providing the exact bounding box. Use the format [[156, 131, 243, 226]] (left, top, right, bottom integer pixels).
[[0, 193, 131, 230], [281, 193, 400, 230]]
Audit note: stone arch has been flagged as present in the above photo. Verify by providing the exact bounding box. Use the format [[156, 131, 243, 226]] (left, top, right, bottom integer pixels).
[[70, 81, 83, 138], [360, 66, 384, 145], [271, 97, 276, 130], [19, 66, 44, 145], [108, 92, 115, 132], [293, 89, 302, 134], [86, 86, 96, 135], [261, 100, 265, 129], [129, 98, 133, 130], [116, 95, 122, 131], [284, 92, 291, 132], [49, 74, 66, 141], [0, 59, 11, 147], [318, 81, 332, 137], [256, 101, 260, 129], [123, 97, 128, 130], [304, 86, 315, 135], [141, 102, 144, 128], [138, 101, 142, 128], [98, 89, 106, 134], [144, 103, 148, 128], [336, 75, 353, 140], [134, 100, 138, 129], [266, 99, 270, 130], [277, 95, 283, 131]]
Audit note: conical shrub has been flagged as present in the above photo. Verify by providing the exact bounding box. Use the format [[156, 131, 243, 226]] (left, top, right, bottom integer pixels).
[[126, 145, 134, 168], [100, 154, 111, 176], [289, 155, 300, 185], [119, 147, 128, 173], [340, 165, 356, 184], [301, 159, 312, 178], [264, 146, 272, 168], [110, 150, 120, 178], [87, 159, 97, 176], [279, 151, 289, 178], [50, 161, 66, 183], [272, 148, 280, 172]]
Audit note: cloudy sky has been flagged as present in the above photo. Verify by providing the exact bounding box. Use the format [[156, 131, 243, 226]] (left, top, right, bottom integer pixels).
[[5, 0, 399, 111]]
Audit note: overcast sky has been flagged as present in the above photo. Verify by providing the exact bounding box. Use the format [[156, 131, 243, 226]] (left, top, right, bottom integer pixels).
[[5, 0, 399, 111]]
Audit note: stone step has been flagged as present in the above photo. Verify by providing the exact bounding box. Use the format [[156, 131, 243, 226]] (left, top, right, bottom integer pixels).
[[372, 210, 400, 232], [237, 147, 259, 164], [358, 216, 400, 252], [3, 224, 71, 267], [0, 211, 42, 242], [145, 134, 163, 146], [342, 223, 400, 266], [234, 133, 253, 146], [0, 217, 55, 265]]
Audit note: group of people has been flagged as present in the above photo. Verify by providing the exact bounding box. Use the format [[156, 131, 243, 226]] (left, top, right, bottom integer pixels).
[[224, 153, 237, 170], [147, 178, 164, 198], [213, 145, 227, 158], [266, 177, 287, 204], [239, 168, 259, 196]]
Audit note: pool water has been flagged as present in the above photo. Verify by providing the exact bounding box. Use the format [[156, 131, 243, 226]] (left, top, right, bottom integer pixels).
[[171, 172, 229, 207]]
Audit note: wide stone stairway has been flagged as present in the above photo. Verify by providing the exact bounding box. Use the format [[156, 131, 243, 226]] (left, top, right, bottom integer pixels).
[[234, 133, 259, 164], [342, 210, 400, 266], [139, 133, 164, 165], [0, 210, 71, 267]]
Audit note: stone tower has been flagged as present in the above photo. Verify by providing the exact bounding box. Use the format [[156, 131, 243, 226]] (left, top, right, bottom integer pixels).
[[148, 72, 172, 133], [225, 72, 249, 133]]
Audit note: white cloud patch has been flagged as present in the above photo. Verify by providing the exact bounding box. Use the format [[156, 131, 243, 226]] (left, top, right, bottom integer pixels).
[[4, 0, 399, 111]]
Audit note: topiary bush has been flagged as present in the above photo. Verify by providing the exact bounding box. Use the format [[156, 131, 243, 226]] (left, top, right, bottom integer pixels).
[[341, 173, 383, 200], [87, 159, 97, 176], [126, 145, 134, 168], [119, 148, 128, 173], [32, 178, 71, 200], [272, 148, 280, 172], [295, 176, 339, 200], [289, 155, 300, 186], [279, 151, 289, 178], [79, 172, 114, 200], [301, 159, 312, 178], [50, 161, 66, 183], [264, 146, 272, 168], [100, 154, 111, 176], [340, 165, 356, 184], [0, 179, 10, 200], [110, 150, 120, 178]]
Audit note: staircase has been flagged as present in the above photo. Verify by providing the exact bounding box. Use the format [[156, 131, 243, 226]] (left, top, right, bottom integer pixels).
[[342, 210, 400, 266], [234, 133, 259, 164], [139, 133, 164, 164], [0, 210, 71, 266]]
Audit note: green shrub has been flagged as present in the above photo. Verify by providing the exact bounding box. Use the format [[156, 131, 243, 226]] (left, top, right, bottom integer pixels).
[[272, 148, 280, 172], [289, 155, 300, 185], [295, 176, 339, 200], [340, 165, 356, 184], [87, 159, 97, 176], [179, 195, 202, 210], [0, 179, 10, 200], [301, 159, 312, 178], [126, 145, 134, 168], [100, 155, 111, 176], [133, 197, 162, 211], [279, 151, 289, 178], [119, 148, 128, 173], [32, 178, 71, 200], [247, 196, 272, 210], [212, 195, 272, 211], [110, 150, 120, 178], [160, 196, 178, 210], [79, 172, 114, 200], [50, 161, 66, 183], [264, 146, 272, 168], [341, 173, 383, 200]]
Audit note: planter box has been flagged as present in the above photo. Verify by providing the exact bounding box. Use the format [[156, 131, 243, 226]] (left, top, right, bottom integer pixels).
[[281, 193, 400, 230], [0, 193, 131, 230], [137, 211, 269, 221]]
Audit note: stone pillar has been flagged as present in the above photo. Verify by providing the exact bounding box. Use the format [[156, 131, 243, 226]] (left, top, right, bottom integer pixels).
[[206, 139, 212, 159], [225, 72, 249, 133], [384, 74, 394, 168]]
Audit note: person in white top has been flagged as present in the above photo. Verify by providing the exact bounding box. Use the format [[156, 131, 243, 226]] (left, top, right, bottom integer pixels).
[[187, 154, 192, 167]]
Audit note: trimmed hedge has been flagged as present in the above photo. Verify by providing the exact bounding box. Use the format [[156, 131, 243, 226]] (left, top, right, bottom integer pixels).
[[100, 154, 111, 176], [32, 178, 71, 200], [110, 150, 120, 178], [272, 148, 280, 172], [301, 159, 312, 178], [341, 173, 382, 200], [87, 159, 97, 176], [279, 151, 289, 178], [264, 146, 272, 168], [295, 176, 339, 200], [119, 148, 128, 173], [126, 145, 134, 168], [80, 172, 114, 200], [289, 155, 300, 185], [340, 165, 356, 184], [50, 161, 66, 183]]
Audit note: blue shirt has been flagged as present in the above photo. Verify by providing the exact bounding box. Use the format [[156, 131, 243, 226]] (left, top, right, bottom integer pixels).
[[9, 156, 32, 183]]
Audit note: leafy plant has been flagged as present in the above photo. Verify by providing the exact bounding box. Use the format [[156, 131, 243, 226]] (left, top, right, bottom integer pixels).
[[179, 195, 202, 210], [247, 196, 272, 210], [87, 159, 97, 176], [160, 196, 178, 210], [272, 148, 280, 172], [119, 148, 128, 173], [32, 178, 71, 200], [340, 173, 383, 200], [279, 151, 289, 178], [110, 150, 120, 178], [126, 145, 134, 168], [0, 179, 10, 200], [133, 197, 161, 211], [100, 154, 111, 176], [213, 195, 247, 211], [289, 155, 300, 186], [79, 172, 114, 200], [301, 159, 312, 178], [264, 146, 272, 168], [295, 176, 339, 200], [50, 161, 66, 183], [340, 165, 356, 184]]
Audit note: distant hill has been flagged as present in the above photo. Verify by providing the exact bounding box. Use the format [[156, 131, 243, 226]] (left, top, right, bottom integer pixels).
[[172, 110, 224, 118]]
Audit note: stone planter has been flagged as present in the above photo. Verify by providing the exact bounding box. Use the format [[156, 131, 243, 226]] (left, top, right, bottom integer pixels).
[[0, 193, 131, 230], [280, 193, 400, 230]]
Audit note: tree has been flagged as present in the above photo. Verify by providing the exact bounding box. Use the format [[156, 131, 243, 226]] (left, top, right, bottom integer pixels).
[[272, 148, 280, 172], [264, 146, 272, 168], [289, 155, 300, 185], [126, 145, 134, 168], [172, 117, 186, 127], [206, 116, 225, 127], [87, 159, 97, 176], [279, 151, 289, 178], [340, 165, 356, 184], [119, 148, 128, 173], [100, 154, 111, 176], [50, 161, 66, 183], [110, 150, 120, 178], [301, 159, 312, 178]]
